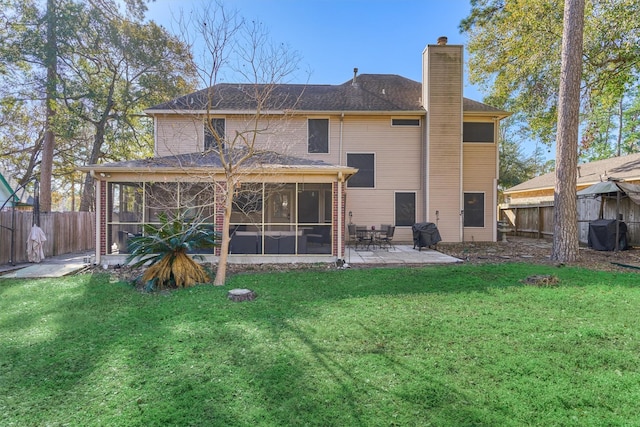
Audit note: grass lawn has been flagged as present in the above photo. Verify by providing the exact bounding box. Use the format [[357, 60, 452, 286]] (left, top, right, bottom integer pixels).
[[1, 263, 640, 426]]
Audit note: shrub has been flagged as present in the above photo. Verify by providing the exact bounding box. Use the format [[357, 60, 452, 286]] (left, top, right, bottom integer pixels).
[[125, 213, 219, 289]]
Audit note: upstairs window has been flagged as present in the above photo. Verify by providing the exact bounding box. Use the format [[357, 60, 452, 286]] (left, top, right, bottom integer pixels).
[[347, 153, 375, 188], [463, 122, 494, 143], [204, 118, 225, 150], [308, 118, 329, 153], [391, 118, 420, 127]]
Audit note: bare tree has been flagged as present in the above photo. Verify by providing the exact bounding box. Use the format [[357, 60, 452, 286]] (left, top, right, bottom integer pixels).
[[551, 0, 585, 262], [173, 2, 302, 285]]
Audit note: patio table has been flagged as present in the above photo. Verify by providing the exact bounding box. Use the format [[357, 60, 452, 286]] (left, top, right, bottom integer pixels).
[[357, 227, 382, 250]]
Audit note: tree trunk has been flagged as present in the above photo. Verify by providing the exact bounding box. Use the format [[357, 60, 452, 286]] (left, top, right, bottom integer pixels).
[[80, 98, 112, 212], [79, 129, 104, 212], [551, 0, 585, 262], [40, 0, 57, 212], [617, 98, 623, 156], [213, 180, 233, 286]]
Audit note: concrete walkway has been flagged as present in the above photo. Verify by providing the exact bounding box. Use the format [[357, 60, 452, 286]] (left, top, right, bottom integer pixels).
[[0, 252, 93, 279], [0, 245, 460, 279]]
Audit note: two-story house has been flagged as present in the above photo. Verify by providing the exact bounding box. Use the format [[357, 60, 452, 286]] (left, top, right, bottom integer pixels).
[[82, 38, 508, 265]]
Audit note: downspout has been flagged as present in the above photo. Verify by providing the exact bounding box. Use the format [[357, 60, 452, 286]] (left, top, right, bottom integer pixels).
[[338, 171, 343, 260], [459, 117, 464, 243], [339, 112, 344, 165], [493, 117, 499, 242], [90, 170, 101, 265], [338, 113, 345, 259], [493, 178, 498, 241], [423, 112, 429, 222]]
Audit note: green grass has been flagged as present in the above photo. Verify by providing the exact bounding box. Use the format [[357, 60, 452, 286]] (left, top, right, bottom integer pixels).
[[1, 263, 640, 426]]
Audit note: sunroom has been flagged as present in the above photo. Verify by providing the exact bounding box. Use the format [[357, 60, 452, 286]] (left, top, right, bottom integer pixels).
[[81, 151, 357, 264]]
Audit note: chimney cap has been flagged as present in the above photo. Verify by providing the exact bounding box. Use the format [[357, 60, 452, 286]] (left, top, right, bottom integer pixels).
[[437, 36, 448, 45]]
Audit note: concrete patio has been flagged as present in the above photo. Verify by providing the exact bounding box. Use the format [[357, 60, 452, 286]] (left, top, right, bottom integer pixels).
[[344, 244, 460, 265]]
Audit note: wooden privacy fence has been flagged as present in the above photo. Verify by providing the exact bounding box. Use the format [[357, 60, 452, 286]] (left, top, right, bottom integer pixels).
[[500, 204, 555, 240], [500, 196, 640, 246], [0, 211, 95, 265]]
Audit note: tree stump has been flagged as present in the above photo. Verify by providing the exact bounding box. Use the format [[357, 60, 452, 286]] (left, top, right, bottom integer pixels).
[[228, 288, 256, 302], [521, 275, 559, 287]]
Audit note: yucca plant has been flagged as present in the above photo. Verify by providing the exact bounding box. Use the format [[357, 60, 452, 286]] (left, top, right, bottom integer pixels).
[[125, 213, 219, 290]]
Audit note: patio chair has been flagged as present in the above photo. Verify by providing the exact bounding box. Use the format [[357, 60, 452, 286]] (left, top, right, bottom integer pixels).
[[356, 225, 373, 249], [379, 225, 395, 250], [348, 224, 363, 249]]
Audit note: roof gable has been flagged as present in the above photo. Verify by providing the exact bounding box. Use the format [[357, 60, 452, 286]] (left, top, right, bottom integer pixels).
[[0, 171, 18, 206]]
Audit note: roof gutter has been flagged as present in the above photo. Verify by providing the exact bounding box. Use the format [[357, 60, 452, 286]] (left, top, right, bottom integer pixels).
[[144, 109, 427, 116], [79, 165, 359, 180]]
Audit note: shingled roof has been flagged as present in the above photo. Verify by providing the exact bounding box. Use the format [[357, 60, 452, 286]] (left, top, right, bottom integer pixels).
[[82, 149, 354, 172], [146, 74, 505, 114], [505, 152, 640, 194]]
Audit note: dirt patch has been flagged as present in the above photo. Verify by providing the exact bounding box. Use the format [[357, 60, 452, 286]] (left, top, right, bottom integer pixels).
[[435, 236, 640, 273], [94, 237, 640, 286], [95, 260, 337, 288]]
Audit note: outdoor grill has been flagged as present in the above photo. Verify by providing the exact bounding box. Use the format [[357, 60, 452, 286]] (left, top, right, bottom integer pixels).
[[412, 222, 442, 251]]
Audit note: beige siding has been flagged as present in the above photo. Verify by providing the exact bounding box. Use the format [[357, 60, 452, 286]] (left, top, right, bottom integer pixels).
[[229, 115, 306, 155], [154, 114, 310, 157], [341, 115, 424, 243], [155, 115, 203, 156], [463, 143, 497, 241], [426, 45, 463, 242]]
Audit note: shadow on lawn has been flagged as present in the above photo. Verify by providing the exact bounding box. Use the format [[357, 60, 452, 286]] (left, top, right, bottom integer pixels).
[[263, 318, 504, 426], [0, 274, 250, 425]]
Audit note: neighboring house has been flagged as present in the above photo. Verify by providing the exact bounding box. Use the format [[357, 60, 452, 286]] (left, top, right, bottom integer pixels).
[[502, 152, 640, 244], [82, 38, 509, 264]]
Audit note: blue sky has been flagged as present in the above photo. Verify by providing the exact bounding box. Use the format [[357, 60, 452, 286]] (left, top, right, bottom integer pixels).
[[145, 0, 483, 101]]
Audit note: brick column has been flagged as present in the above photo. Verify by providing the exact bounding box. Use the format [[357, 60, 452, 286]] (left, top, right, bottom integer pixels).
[[332, 181, 347, 257], [214, 182, 227, 256], [99, 180, 107, 256]]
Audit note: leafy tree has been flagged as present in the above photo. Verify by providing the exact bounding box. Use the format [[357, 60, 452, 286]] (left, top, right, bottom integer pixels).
[[0, 0, 195, 211], [461, 0, 640, 153], [58, 4, 195, 211], [621, 83, 640, 152], [498, 118, 542, 190]]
